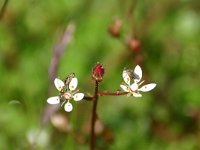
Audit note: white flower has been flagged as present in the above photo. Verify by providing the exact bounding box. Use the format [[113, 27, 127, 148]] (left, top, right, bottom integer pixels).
[[120, 65, 156, 97], [47, 77, 84, 112]]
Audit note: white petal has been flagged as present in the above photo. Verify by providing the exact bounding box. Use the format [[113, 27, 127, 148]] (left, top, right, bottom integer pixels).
[[134, 65, 142, 82], [54, 78, 65, 91], [139, 83, 156, 92], [64, 101, 73, 112], [69, 77, 78, 91], [130, 83, 138, 91], [73, 93, 84, 101], [47, 96, 60, 104], [120, 84, 129, 92], [132, 92, 142, 97], [122, 70, 131, 85]]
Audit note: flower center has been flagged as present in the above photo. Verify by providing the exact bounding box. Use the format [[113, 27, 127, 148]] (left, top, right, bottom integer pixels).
[[63, 92, 72, 99]]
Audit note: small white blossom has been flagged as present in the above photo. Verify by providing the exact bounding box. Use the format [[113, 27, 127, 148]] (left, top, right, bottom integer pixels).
[[47, 77, 84, 112], [120, 65, 156, 97]]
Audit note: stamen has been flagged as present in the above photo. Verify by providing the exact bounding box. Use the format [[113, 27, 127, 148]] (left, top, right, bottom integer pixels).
[[138, 80, 145, 86], [61, 100, 66, 107]]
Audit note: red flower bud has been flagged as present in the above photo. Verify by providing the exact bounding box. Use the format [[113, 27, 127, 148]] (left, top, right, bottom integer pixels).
[[92, 63, 105, 82]]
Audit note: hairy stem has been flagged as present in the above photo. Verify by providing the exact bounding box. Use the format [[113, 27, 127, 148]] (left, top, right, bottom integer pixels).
[[98, 91, 128, 96], [90, 80, 99, 150], [84, 90, 128, 101]]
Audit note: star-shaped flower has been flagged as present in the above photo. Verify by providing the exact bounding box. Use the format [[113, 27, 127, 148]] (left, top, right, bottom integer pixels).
[[47, 77, 84, 112], [120, 65, 156, 97]]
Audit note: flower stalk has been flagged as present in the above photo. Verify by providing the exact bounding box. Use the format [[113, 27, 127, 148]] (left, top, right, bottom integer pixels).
[[98, 91, 128, 96], [90, 80, 99, 150]]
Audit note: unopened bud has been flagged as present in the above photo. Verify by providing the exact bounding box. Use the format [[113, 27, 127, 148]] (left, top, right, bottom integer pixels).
[[92, 63, 105, 82], [127, 37, 141, 52], [108, 18, 122, 38]]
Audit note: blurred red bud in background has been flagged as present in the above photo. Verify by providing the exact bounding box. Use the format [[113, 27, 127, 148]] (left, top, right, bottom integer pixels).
[[108, 18, 122, 38], [127, 37, 141, 52]]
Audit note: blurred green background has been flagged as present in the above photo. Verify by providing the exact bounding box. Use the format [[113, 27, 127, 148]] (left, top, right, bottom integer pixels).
[[1, 0, 200, 149]]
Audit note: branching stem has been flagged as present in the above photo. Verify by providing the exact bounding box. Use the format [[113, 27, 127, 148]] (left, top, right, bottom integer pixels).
[[84, 90, 128, 101], [98, 91, 128, 96]]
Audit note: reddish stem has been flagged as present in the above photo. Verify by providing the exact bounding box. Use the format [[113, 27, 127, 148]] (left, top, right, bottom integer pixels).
[[84, 91, 128, 101], [98, 91, 128, 96], [90, 80, 99, 150]]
